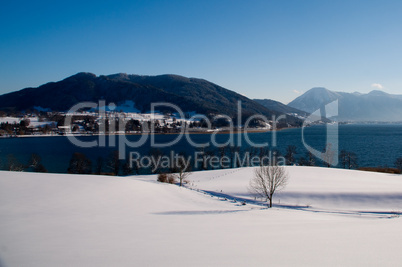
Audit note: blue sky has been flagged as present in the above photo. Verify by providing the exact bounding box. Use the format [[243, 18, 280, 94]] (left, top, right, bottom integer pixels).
[[1, 0, 402, 103]]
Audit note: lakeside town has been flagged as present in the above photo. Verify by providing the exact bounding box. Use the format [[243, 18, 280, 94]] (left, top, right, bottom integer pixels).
[[0, 107, 308, 137]]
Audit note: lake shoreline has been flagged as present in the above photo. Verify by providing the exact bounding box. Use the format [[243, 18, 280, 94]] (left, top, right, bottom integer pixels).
[[0, 127, 297, 139]]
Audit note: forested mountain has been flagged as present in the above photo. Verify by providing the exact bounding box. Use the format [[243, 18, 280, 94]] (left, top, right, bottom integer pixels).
[[254, 98, 308, 116], [0, 72, 302, 125]]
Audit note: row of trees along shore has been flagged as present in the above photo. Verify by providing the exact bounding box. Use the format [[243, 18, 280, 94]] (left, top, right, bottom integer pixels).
[[61, 147, 402, 175], [3, 145, 402, 175]]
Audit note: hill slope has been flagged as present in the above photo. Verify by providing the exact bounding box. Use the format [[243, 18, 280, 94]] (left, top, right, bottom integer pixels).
[[254, 98, 309, 116], [1, 168, 402, 266]]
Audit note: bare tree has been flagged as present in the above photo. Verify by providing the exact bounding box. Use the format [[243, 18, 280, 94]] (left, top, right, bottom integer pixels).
[[346, 152, 358, 169], [298, 151, 316, 166], [6, 154, 25, 172], [250, 164, 288, 208], [95, 157, 104, 175], [339, 150, 358, 169], [28, 153, 47, 173], [29, 153, 41, 168], [285, 145, 297, 165], [322, 144, 336, 167], [395, 157, 402, 173], [306, 151, 316, 166], [34, 163, 47, 173], [106, 151, 121, 175], [171, 155, 192, 187], [67, 152, 92, 174], [122, 159, 134, 176]]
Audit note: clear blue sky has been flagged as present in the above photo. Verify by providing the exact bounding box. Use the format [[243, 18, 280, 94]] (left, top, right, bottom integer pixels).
[[1, 0, 402, 103]]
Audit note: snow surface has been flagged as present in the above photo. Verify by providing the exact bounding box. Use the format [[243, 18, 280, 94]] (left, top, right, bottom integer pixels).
[[0, 117, 21, 124], [0, 116, 56, 128], [1, 167, 402, 266], [189, 166, 402, 212]]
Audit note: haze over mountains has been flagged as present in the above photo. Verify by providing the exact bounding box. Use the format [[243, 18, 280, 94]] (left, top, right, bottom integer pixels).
[[288, 87, 402, 122]]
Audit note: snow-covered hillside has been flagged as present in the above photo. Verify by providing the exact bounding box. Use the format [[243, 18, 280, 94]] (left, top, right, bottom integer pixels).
[[1, 167, 402, 266], [189, 166, 402, 212]]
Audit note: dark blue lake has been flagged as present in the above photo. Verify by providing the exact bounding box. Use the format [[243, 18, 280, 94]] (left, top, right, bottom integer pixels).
[[1, 124, 402, 173]]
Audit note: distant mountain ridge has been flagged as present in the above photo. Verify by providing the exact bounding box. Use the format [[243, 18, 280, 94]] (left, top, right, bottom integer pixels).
[[0, 72, 302, 125], [288, 87, 402, 121]]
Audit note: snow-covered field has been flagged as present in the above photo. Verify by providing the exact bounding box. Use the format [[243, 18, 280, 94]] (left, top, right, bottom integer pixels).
[[1, 167, 402, 266]]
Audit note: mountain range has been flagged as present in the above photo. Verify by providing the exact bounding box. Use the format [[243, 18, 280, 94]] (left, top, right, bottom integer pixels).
[[1, 73, 400, 123], [0, 73, 302, 126], [288, 87, 402, 122]]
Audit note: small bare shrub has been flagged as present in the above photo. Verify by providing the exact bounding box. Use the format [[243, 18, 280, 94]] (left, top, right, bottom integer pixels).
[[157, 173, 168, 183], [167, 174, 177, 184]]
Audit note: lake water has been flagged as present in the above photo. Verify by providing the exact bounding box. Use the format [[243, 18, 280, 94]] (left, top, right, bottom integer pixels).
[[1, 124, 402, 173]]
